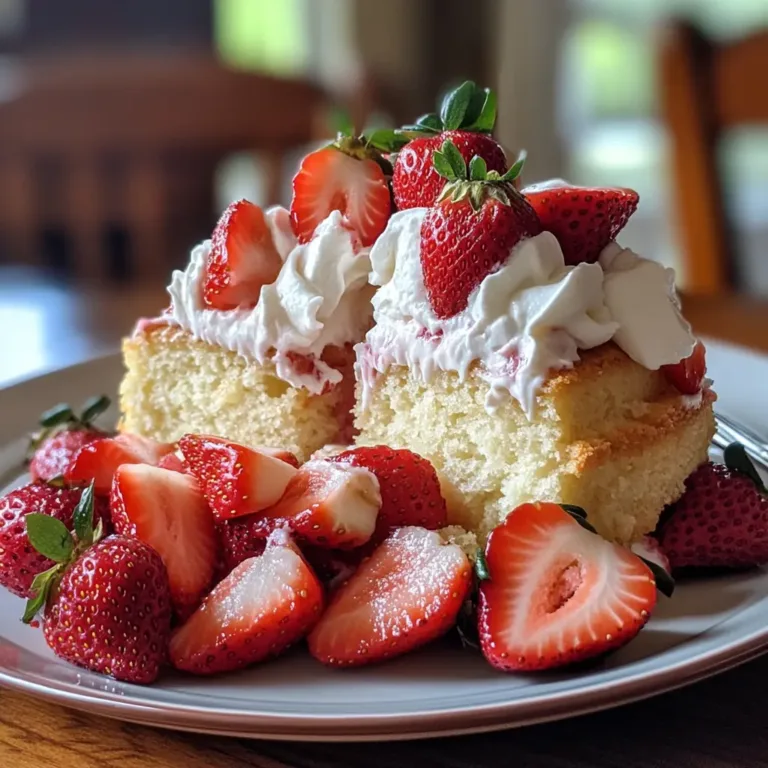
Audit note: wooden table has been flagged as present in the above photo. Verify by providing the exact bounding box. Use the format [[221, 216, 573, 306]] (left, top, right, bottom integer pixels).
[[3, 266, 768, 767]]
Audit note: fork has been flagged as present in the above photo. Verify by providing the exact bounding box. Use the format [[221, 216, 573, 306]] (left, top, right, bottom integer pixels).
[[713, 413, 768, 467]]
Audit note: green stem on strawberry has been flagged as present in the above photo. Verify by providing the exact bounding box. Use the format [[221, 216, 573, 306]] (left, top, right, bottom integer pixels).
[[26, 395, 111, 461], [723, 442, 767, 494], [22, 481, 103, 623]]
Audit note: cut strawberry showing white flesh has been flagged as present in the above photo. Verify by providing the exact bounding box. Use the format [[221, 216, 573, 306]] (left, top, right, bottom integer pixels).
[[265, 459, 382, 549], [111, 464, 219, 619], [478, 502, 657, 672], [178, 434, 298, 521], [308, 526, 472, 666], [170, 529, 324, 675], [65, 433, 175, 495], [203, 199, 283, 311]]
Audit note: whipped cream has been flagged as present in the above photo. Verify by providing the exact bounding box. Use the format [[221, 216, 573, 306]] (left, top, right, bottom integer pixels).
[[165, 208, 374, 394], [358, 208, 696, 416]]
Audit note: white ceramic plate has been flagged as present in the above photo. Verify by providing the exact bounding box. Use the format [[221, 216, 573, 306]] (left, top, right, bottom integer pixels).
[[1, 341, 768, 742]]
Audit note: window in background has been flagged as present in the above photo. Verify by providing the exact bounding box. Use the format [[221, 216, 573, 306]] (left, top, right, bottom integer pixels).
[[562, 0, 768, 288]]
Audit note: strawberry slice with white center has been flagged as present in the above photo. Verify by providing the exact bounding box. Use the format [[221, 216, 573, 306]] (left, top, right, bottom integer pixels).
[[308, 526, 471, 666], [478, 502, 658, 672], [170, 528, 324, 675], [661, 340, 707, 395], [256, 446, 301, 469], [178, 434, 298, 521], [65, 433, 175, 495], [203, 199, 283, 310], [265, 459, 382, 549], [290, 143, 391, 247], [111, 464, 219, 619]]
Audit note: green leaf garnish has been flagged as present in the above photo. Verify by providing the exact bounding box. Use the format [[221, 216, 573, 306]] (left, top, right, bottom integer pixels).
[[440, 80, 475, 132], [474, 548, 491, 581], [22, 563, 62, 623], [724, 442, 767, 493], [79, 395, 111, 424], [502, 150, 527, 182], [416, 112, 443, 132], [73, 482, 95, 547], [465, 88, 497, 133], [432, 150, 458, 181], [39, 404, 76, 429], [441, 140, 467, 178], [364, 128, 410, 154], [469, 155, 488, 181], [25, 514, 74, 563], [462, 87, 488, 130]]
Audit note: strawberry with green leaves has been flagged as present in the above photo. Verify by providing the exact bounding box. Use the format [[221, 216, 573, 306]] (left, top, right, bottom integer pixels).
[[28, 395, 111, 483], [21, 483, 173, 684], [420, 140, 541, 318], [392, 81, 508, 210]]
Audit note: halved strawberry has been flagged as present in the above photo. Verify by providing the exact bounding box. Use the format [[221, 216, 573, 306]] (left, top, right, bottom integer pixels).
[[111, 464, 218, 618], [202, 200, 283, 310], [308, 527, 471, 666], [522, 184, 639, 265], [258, 446, 301, 469], [478, 502, 657, 672], [290, 142, 391, 247], [65, 433, 174, 495], [264, 459, 381, 549], [332, 446, 447, 546], [170, 529, 324, 675], [178, 434, 298, 521], [157, 451, 188, 474], [662, 340, 707, 395]]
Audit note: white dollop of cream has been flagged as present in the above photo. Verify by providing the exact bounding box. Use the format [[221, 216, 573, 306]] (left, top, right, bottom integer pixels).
[[359, 207, 696, 416], [166, 208, 374, 394]]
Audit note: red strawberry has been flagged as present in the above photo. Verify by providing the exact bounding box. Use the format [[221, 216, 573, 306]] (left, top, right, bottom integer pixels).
[[263, 459, 381, 549], [42, 535, 172, 684], [290, 140, 391, 247], [0, 483, 109, 598], [523, 183, 639, 265], [202, 199, 282, 310], [178, 434, 298, 521], [332, 446, 447, 546], [170, 529, 324, 675], [27, 396, 112, 482], [217, 514, 268, 574], [111, 464, 218, 618], [258, 446, 301, 469], [420, 140, 541, 318], [394, 131, 507, 210], [478, 502, 657, 672], [157, 451, 188, 474], [656, 457, 768, 571], [65, 433, 174, 495], [662, 340, 707, 395], [308, 526, 471, 666]]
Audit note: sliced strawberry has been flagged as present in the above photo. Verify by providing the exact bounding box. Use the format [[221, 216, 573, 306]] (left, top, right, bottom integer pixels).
[[65, 433, 174, 495], [264, 459, 381, 549], [290, 144, 391, 247], [111, 464, 218, 618], [308, 527, 471, 666], [258, 446, 301, 469], [662, 340, 707, 395], [478, 502, 657, 672], [29, 429, 104, 483], [178, 434, 298, 521], [332, 446, 447, 546], [170, 529, 324, 675], [522, 184, 638, 265], [203, 199, 282, 311], [157, 451, 188, 474]]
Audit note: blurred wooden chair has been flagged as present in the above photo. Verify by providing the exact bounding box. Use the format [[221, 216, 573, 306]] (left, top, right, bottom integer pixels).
[[659, 21, 768, 296], [0, 52, 327, 283]]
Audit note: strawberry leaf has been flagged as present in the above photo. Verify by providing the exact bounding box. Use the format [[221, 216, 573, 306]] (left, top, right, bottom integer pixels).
[[416, 112, 443, 132], [330, 107, 354, 138], [22, 564, 62, 623], [462, 86, 488, 129], [79, 395, 110, 425], [73, 481, 95, 547], [25, 514, 74, 563], [474, 548, 490, 581], [441, 140, 467, 179], [469, 155, 488, 181], [364, 128, 410, 153], [724, 442, 767, 493], [432, 150, 458, 181], [464, 88, 497, 133], [639, 556, 675, 598], [502, 150, 527, 182], [440, 80, 475, 132], [561, 503, 587, 518], [39, 403, 76, 428]]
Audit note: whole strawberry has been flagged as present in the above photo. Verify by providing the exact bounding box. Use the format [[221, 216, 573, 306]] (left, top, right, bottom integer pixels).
[[522, 182, 639, 265], [28, 396, 111, 482], [420, 140, 541, 318], [0, 482, 110, 598], [657, 445, 768, 571], [393, 81, 508, 210], [332, 445, 447, 546], [22, 484, 172, 684]]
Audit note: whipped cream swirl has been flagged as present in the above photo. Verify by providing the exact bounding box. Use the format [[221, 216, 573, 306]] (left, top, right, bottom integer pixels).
[[358, 208, 695, 416], [165, 208, 374, 394]]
